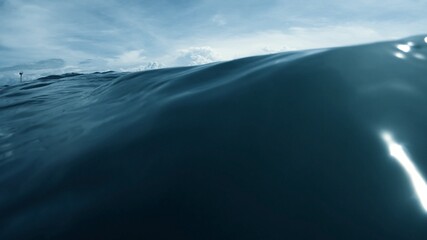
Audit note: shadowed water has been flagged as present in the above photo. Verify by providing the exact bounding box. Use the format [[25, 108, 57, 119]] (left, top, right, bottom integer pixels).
[[1, 35, 427, 239]]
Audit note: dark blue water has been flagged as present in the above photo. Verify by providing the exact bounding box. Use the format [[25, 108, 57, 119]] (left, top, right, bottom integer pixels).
[[1, 35, 427, 239]]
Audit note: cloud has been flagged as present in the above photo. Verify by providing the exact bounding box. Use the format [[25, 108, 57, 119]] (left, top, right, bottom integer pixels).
[[261, 46, 290, 54], [0, 58, 65, 72], [0, 44, 9, 50], [212, 14, 227, 26], [119, 62, 165, 72], [174, 47, 222, 66], [108, 50, 146, 67], [188, 22, 417, 60], [0, 58, 67, 84], [0, 0, 426, 80]]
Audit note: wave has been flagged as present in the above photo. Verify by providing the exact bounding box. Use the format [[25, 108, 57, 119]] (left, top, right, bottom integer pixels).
[[1, 35, 427, 239]]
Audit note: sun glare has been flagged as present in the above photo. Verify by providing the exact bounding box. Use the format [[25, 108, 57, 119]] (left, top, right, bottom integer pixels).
[[381, 131, 427, 212]]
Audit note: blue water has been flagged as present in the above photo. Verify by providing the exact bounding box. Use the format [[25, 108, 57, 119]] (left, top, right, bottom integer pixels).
[[1, 35, 427, 239]]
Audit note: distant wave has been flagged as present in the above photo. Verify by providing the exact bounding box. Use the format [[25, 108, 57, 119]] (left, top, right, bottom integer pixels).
[[1, 35, 427, 239]]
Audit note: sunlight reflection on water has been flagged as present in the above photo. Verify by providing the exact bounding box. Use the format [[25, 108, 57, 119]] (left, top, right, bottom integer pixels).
[[397, 44, 411, 53], [413, 53, 426, 60], [394, 52, 406, 59], [381, 131, 427, 213]]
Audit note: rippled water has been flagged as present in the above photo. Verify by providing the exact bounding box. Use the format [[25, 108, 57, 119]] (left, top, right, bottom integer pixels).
[[1, 35, 427, 239]]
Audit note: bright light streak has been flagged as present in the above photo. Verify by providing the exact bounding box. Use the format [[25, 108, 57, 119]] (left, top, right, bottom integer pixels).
[[381, 132, 427, 212]]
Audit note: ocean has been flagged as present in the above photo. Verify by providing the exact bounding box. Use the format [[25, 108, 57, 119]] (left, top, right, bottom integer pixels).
[[1, 35, 427, 239]]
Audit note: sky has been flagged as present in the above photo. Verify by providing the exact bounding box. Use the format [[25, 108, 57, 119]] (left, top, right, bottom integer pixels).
[[0, 0, 426, 82]]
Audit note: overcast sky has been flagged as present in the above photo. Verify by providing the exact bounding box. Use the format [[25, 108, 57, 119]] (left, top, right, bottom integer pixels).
[[0, 0, 426, 81]]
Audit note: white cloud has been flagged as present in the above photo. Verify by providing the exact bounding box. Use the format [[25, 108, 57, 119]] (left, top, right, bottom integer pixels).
[[261, 46, 290, 54], [0, 58, 68, 84], [187, 23, 410, 60], [212, 14, 227, 26], [173, 47, 222, 66], [119, 62, 165, 72], [109, 50, 146, 67], [0, 0, 426, 81], [0, 59, 65, 71]]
